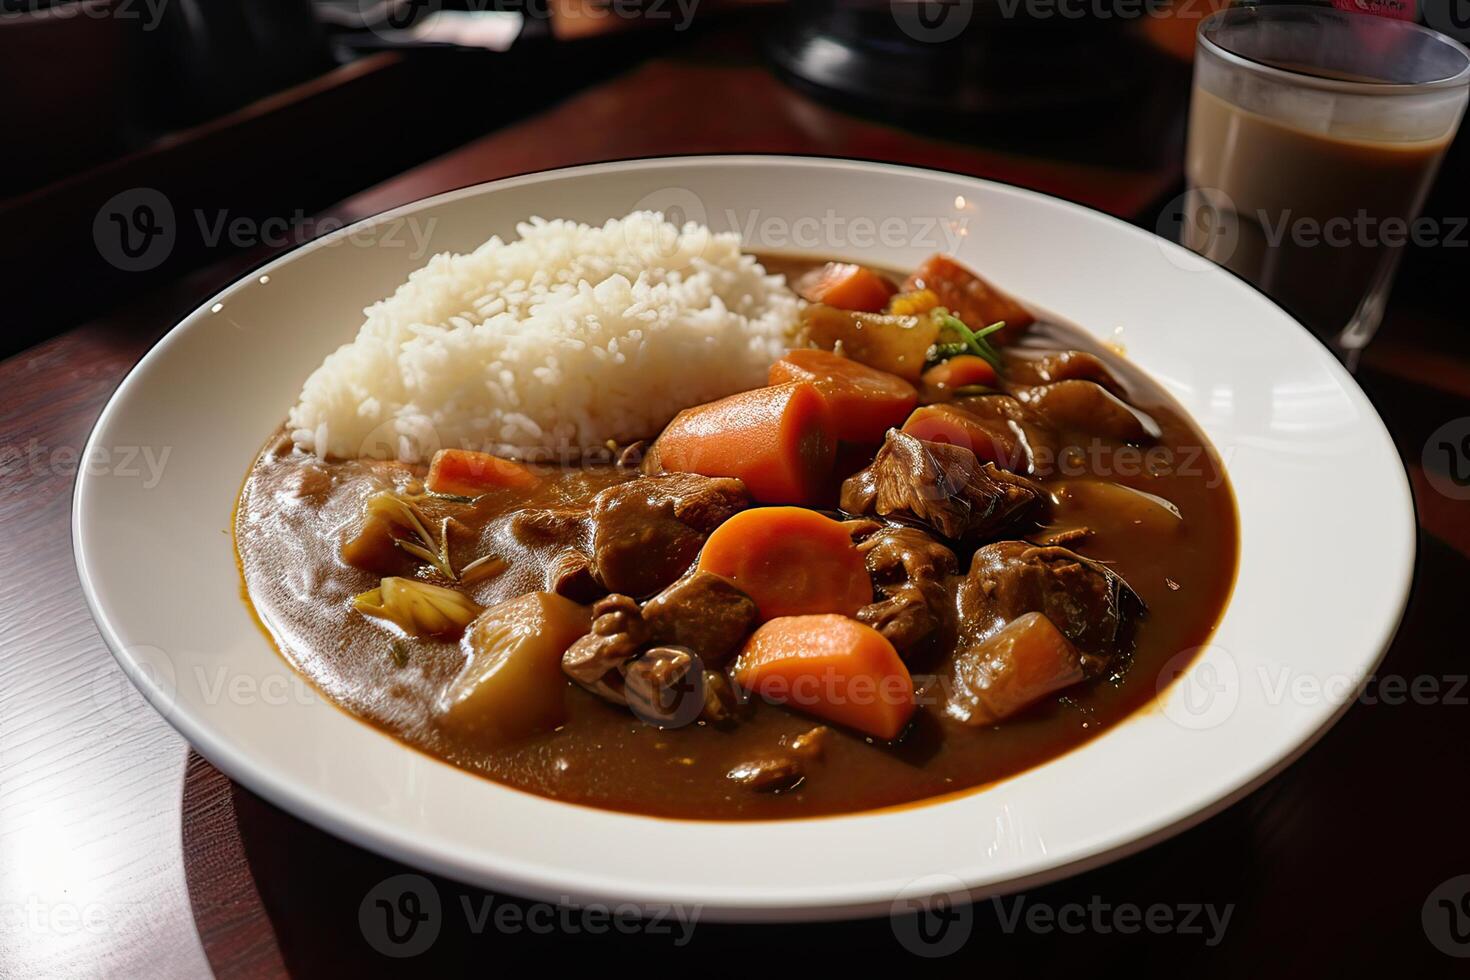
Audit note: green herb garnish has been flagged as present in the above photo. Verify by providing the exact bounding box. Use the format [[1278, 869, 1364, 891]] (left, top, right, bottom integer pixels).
[[935, 310, 1006, 373], [389, 640, 410, 668]]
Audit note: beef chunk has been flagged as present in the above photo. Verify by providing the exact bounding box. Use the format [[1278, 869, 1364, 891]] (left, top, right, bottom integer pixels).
[[840, 430, 1046, 541], [1016, 380, 1161, 444], [727, 756, 805, 793], [643, 571, 758, 667], [545, 549, 604, 603], [561, 594, 648, 703], [700, 670, 746, 726], [855, 526, 959, 655], [957, 541, 1143, 667], [859, 590, 944, 656], [861, 525, 959, 584], [587, 474, 747, 597], [1005, 349, 1122, 394], [623, 646, 704, 726]]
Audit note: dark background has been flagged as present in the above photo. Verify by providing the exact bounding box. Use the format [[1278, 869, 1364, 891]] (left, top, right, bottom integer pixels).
[[5, 0, 1467, 360]]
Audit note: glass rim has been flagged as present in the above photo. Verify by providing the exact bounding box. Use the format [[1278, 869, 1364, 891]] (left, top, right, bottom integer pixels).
[[1198, 5, 1470, 96]]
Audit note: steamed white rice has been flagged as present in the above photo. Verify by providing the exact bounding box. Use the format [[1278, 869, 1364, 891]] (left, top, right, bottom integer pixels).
[[288, 212, 798, 462]]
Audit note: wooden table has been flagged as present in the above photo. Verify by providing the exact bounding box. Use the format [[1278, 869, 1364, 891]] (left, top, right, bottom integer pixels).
[[5, 30, 1469, 979]]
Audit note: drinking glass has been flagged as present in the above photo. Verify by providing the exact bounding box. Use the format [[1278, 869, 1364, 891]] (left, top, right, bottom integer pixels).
[[1183, 6, 1469, 367]]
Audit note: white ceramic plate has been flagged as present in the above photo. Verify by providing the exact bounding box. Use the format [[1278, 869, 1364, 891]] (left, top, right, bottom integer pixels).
[[74, 157, 1413, 921]]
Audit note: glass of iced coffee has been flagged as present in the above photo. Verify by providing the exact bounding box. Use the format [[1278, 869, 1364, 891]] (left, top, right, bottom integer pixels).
[[1184, 6, 1469, 367]]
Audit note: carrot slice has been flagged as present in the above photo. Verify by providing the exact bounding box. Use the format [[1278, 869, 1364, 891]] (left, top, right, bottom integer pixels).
[[698, 507, 872, 620], [426, 449, 538, 496], [795, 262, 898, 313], [921, 354, 998, 393], [769, 349, 917, 444], [648, 383, 836, 505], [901, 404, 1020, 469], [733, 614, 915, 740], [904, 254, 1034, 344]]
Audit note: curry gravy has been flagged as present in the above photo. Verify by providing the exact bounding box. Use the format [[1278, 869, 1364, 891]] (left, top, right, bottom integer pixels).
[[236, 257, 1238, 819]]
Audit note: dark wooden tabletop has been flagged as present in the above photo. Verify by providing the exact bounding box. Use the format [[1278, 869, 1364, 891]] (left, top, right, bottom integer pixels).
[[5, 22, 1470, 979]]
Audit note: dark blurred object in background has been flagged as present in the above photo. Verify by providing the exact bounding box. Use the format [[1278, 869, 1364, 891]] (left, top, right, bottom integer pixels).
[[1, 1, 133, 196], [766, 0, 1187, 167], [0, 0, 714, 356], [136, 0, 328, 127]]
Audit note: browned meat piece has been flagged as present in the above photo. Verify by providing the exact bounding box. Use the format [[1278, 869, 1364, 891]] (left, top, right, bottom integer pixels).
[[957, 541, 1143, 668], [727, 757, 805, 793], [561, 594, 648, 703], [855, 526, 960, 655], [587, 474, 748, 597], [860, 525, 959, 584], [728, 726, 829, 794], [840, 517, 883, 540], [642, 571, 758, 667], [840, 430, 1046, 541], [623, 646, 703, 726], [507, 506, 584, 546], [699, 670, 745, 726], [545, 549, 604, 603], [1005, 349, 1122, 393], [788, 725, 831, 761], [658, 472, 749, 531], [858, 588, 942, 654], [1016, 380, 1161, 444]]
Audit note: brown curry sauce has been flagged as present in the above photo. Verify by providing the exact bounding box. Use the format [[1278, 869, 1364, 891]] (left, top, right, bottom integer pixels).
[[235, 255, 1238, 820]]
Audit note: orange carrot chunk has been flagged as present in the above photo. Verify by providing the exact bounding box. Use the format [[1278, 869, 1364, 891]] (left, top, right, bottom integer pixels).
[[904, 254, 1034, 345], [733, 614, 915, 740], [902, 404, 1020, 469], [426, 449, 538, 496], [769, 349, 918, 444], [697, 507, 872, 620], [795, 262, 898, 313], [921, 354, 998, 393], [648, 382, 836, 505]]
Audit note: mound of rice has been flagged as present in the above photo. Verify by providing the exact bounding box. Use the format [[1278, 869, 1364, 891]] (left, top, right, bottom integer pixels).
[[288, 212, 798, 462]]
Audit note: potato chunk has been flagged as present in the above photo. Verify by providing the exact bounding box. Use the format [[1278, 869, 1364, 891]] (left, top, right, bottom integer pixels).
[[800, 305, 939, 383], [438, 592, 591, 741], [944, 612, 1084, 726]]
